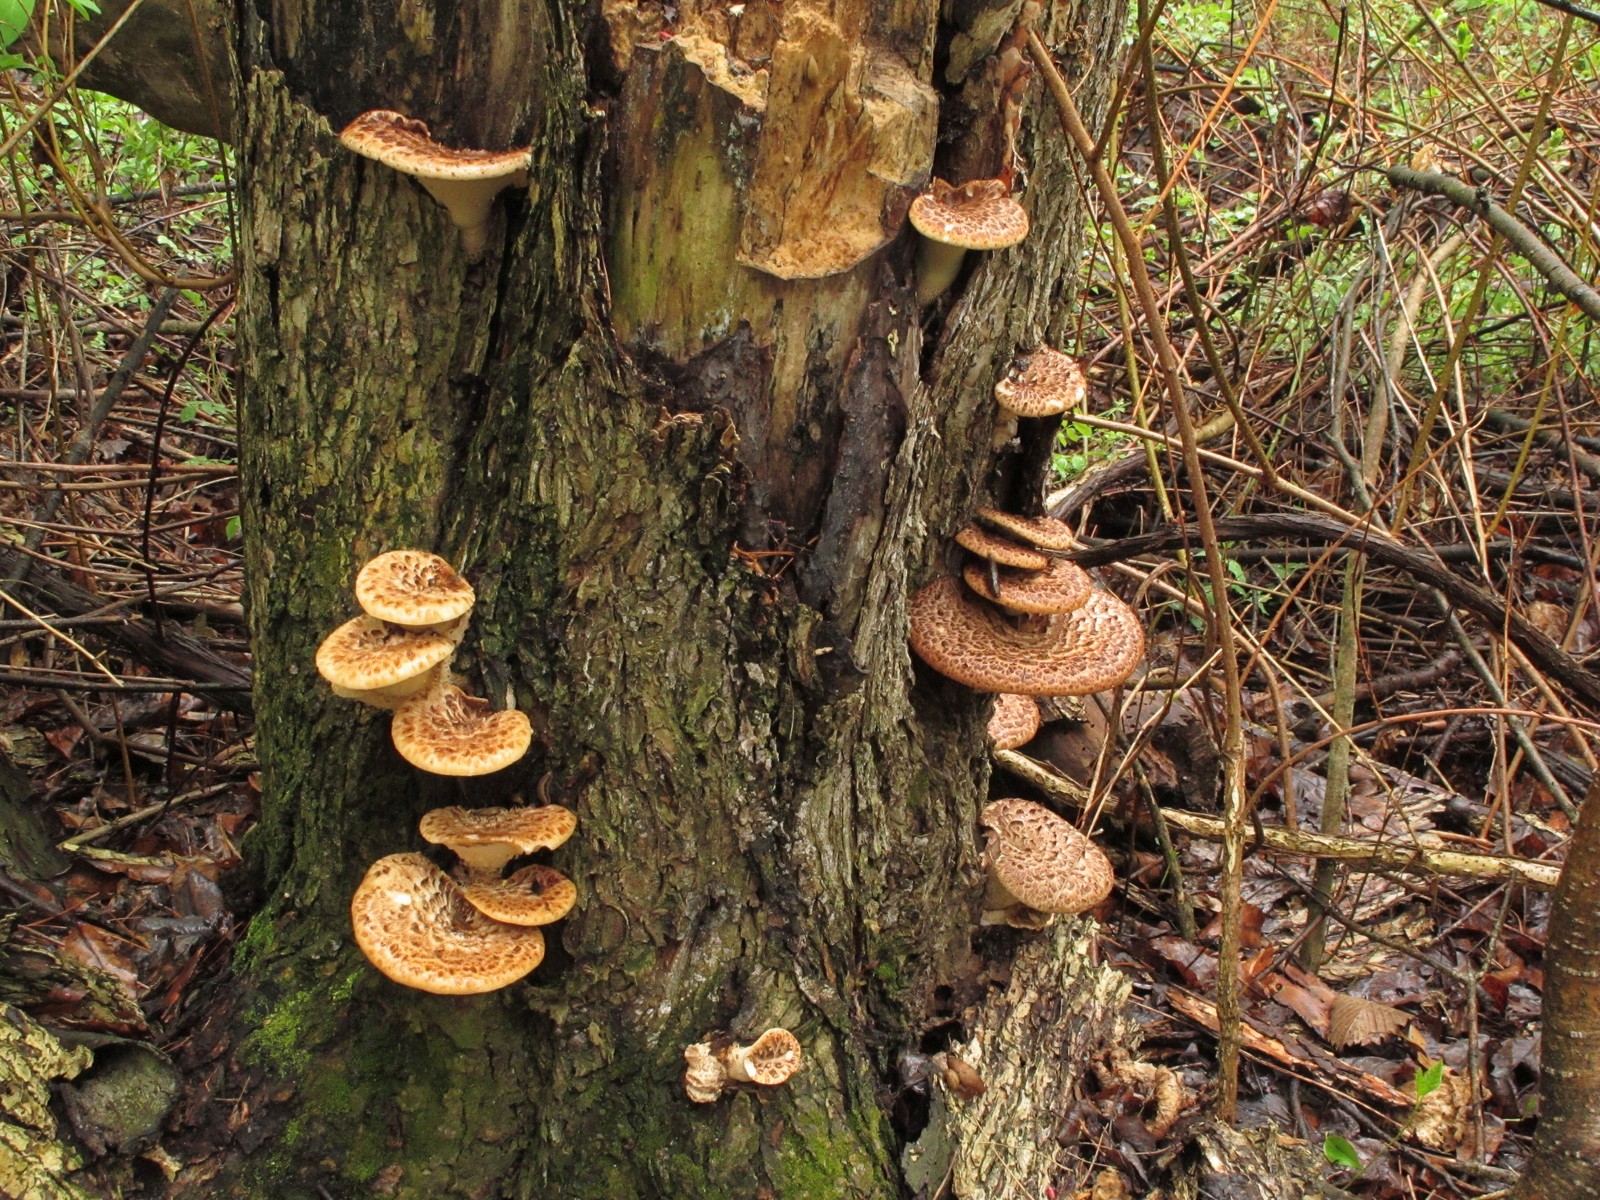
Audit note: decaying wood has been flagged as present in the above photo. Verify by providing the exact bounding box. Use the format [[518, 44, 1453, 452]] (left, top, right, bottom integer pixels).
[[0, 1003, 94, 1200]]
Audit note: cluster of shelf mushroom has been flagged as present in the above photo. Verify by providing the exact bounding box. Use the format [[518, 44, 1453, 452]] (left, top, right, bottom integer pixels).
[[314, 550, 533, 776], [314, 550, 578, 994], [350, 804, 578, 995], [906, 339, 1144, 925]]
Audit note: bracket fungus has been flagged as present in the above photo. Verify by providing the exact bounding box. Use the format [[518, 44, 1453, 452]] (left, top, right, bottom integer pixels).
[[682, 1028, 805, 1103], [961, 556, 1093, 616], [314, 616, 457, 707], [350, 853, 546, 994], [907, 177, 1029, 304], [458, 864, 577, 927], [954, 524, 1049, 571], [993, 347, 1087, 419], [355, 549, 475, 631], [908, 577, 1142, 696], [340, 110, 533, 260], [987, 693, 1042, 751], [973, 506, 1080, 551], [980, 798, 1113, 927], [418, 804, 577, 874], [391, 681, 533, 776]]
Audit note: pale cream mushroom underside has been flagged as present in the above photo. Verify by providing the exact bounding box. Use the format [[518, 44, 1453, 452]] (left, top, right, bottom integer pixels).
[[907, 177, 1029, 304], [683, 1029, 804, 1103], [350, 853, 545, 995], [391, 682, 533, 777], [314, 616, 457, 707], [340, 110, 532, 260], [981, 798, 1113, 927], [419, 804, 578, 873], [355, 549, 475, 630]]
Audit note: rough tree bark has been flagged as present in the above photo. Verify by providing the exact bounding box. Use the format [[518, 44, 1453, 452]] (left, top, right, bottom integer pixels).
[[210, 2, 1144, 1196]]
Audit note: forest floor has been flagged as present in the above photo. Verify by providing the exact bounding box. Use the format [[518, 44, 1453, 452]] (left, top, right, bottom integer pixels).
[[2, 2, 1598, 1198]]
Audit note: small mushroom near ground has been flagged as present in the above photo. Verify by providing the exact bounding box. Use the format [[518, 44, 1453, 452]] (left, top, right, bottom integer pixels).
[[390, 681, 533, 776], [418, 804, 577, 874], [339, 110, 533, 260], [314, 616, 457, 708], [987, 693, 1042, 750], [907, 177, 1029, 304], [682, 1029, 804, 1102], [355, 549, 475, 631], [350, 853, 546, 994], [981, 798, 1113, 928], [908, 577, 1143, 696]]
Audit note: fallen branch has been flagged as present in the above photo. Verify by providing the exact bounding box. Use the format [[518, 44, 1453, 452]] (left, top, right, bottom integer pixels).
[[1383, 165, 1600, 325], [1068, 511, 1600, 709], [1160, 807, 1561, 889]]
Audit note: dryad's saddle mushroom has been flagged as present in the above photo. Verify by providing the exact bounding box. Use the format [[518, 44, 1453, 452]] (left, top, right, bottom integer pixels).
[[390, 681, 533, 776], [418, 804, 578, 873], [907, 177, 1029, 304], [314, 616, 457, 707], [909, 576, 1143, 696], [354, 549, 475, 631], [340, 110, 533, 260], [981, 798, 1114, 927], [350, 853, 547, 994], [987, 693, 1042, 751], [682, 1029, 805, 1103], [993, 347, 1088, 419]]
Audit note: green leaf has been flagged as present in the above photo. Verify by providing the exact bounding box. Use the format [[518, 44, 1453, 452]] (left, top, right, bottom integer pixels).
[[0, 0, 35, 50], [1415, 1061, 1444, 1100], [1323, 1135, 1361, 1169], [224, 516, 241, 542]]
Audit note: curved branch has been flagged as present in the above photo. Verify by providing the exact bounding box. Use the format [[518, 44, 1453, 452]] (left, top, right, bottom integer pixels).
[[1070, 512, 1600, 710], [1383, 165, 1600, 326]]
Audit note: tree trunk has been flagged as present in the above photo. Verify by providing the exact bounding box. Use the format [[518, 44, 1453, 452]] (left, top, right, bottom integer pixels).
[[223, 2, 1136, 1196]]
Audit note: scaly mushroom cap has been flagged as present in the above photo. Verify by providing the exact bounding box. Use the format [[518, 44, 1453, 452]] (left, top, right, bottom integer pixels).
[[908, 577, 1144, 696], [974, 507, 1080, 552], [955, 525, 1049, 570], [994, 347, 1087, 417], [981, 798, 1113, 915], [350, 853, 546, 994], [419, 804, 578, 874], [315, 616, 456, 697], [987, 693, 1042, 750], [339, 110, 533, 181], [391, 683, 533, 777], [339, 110, 533, 258], [962, 556, 1094, 615], [355, 550, 475, 629], [458, 864, 577, 927], [908, 178, 1030, 250], [724, 1029, 804, 1086]]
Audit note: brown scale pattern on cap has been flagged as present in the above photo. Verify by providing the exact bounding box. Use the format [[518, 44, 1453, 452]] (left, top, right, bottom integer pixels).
[[962, 556, 1094, 615], [908, 178, 1030, 250], [955, 525, 1049, 570], [419, 804, 577, 874], [909, 577, 1143, 696], [458, 864, 577, 927], [339, 111, 533, 179], [981, 798, 1113, 915], [350, 853, 546, 994], [391, 684, 532, 777], [355, 550, 475, 628], [727, 1029, 805, 1085], [987, 693, 1042, 750], [974, 507, 1080, 551], [314, 616, 456, 692], [994, 347, 1087, 417]]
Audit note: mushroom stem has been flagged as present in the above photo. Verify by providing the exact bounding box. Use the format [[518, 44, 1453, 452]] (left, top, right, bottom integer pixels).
[[915, 239, 968, 305]]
